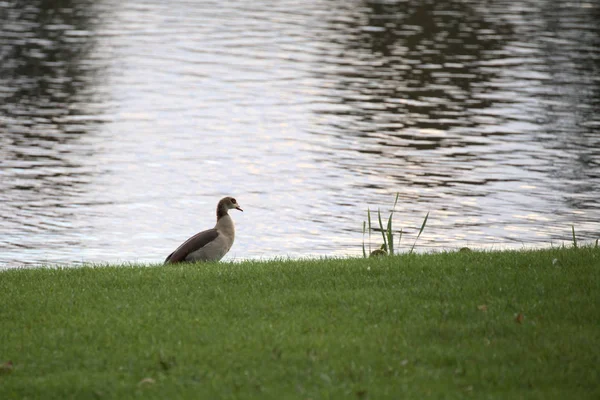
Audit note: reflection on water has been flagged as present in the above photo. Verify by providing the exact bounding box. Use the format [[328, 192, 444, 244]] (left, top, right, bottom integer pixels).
[[0, 0, 110, 264], [1, 0, 599, 268]]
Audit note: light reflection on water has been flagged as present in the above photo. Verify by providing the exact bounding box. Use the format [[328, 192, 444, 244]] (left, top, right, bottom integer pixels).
[[1, 0, 599, 268]]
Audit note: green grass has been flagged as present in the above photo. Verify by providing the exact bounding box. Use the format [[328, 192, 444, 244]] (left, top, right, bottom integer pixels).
[[1, 247, 599, 399]]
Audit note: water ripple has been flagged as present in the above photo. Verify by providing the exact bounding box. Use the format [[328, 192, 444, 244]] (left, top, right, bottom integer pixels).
[[1, 0, 599, 268]]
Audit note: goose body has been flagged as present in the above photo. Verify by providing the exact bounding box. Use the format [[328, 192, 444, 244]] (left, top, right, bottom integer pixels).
[[164, 197, 242, 264]]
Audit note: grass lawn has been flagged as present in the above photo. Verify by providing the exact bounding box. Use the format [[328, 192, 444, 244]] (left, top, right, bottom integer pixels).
[[1, 247, 599, 399]]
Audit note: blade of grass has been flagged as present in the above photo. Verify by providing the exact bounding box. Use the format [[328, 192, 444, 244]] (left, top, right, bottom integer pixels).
[[572, 225, 578, 248], [387, 220, 393, 255], [386, 213, 393, 256], [367, 208, 372, 254], [398, 228, 403, 249], [409, 211, 429, 255], [377, 208, 388, 252], [386, 193, 400, 256], [362, 221, 367, 258]]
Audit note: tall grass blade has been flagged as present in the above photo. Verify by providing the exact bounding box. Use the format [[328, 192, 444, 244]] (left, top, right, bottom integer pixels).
[[572, 225, 577, 248], [398, 228, 403, 249], [386, 193, 399, 255], [367, 208, 372, 254], [386, 219, 393, 255], [362, 221, 367, 258], [377, 208, 388, 252], [409, 211, 429, 255]]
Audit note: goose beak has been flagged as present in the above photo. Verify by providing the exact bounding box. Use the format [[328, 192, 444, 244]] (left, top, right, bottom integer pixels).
[[236, 206, 243, 212]]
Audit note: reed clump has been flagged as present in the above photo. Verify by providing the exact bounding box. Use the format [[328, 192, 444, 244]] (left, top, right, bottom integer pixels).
[[362, 193, 429, 258]]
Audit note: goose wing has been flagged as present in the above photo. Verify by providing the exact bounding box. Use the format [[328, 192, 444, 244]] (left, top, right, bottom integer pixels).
[[164, 228, 220, 264]]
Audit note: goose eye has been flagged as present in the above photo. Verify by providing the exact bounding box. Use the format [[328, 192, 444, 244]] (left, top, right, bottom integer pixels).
[[231, 198, 236, 204]]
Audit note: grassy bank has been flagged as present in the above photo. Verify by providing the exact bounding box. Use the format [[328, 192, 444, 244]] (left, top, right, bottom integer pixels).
[[1, 247, 599, 399]]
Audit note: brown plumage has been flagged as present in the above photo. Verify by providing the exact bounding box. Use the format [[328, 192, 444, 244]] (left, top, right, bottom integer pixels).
[[164, 197, 243, 264]]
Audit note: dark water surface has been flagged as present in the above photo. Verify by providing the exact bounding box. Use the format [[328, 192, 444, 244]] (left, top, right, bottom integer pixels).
[[1, 0, 599, 268]]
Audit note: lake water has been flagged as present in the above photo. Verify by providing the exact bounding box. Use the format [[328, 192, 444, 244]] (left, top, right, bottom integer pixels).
[[1, 0, 599, 268]]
